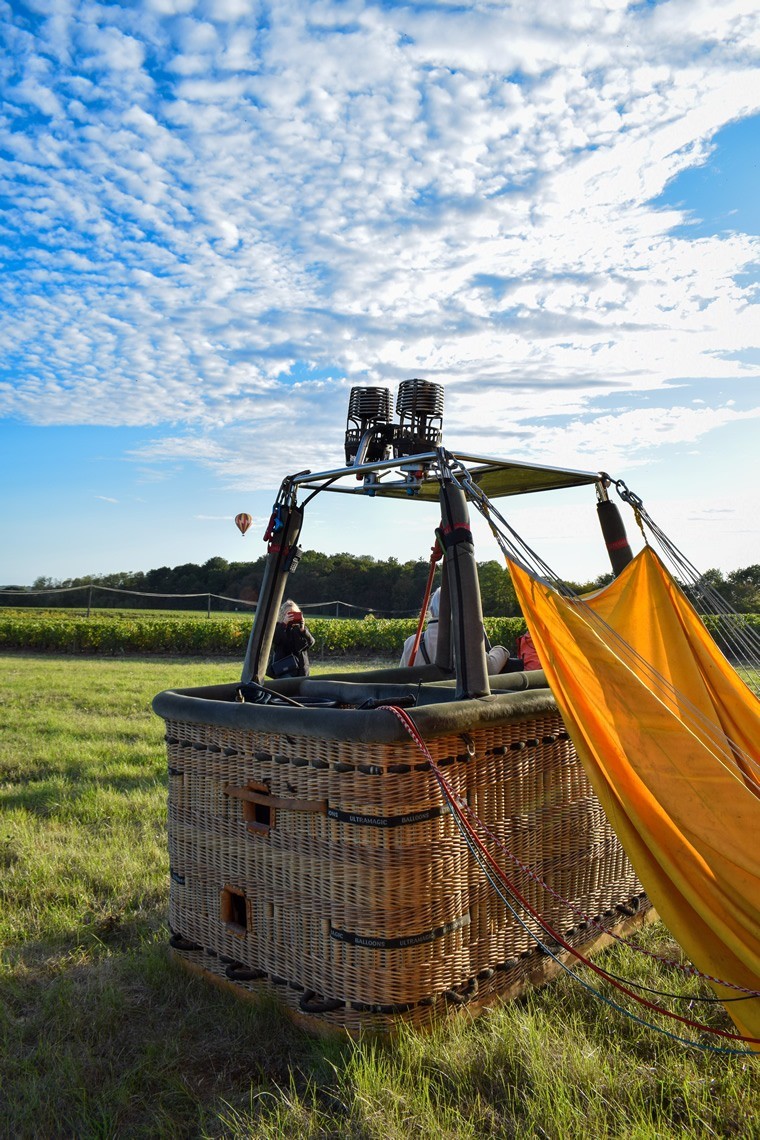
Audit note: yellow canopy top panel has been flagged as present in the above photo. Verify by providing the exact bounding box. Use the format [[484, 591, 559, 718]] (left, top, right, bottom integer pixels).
[[291, 451, 601, 502]]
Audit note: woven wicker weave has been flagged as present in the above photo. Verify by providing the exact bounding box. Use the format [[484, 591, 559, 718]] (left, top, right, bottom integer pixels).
[[155, 678, 649, 1032]]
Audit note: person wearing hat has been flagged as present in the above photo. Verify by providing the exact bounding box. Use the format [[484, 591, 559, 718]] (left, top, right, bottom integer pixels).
[[400, 587, 513, 673], [267, 599, 315, 678]]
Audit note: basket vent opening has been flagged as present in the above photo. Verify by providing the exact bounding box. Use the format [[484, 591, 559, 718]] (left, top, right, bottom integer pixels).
[[244, 800, 272, 831], [221, 886, 248, 935], [242, 781, 273, 835]]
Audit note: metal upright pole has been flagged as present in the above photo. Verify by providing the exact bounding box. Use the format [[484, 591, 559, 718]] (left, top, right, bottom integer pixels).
[[438, 481, 490, 700], [241, 496, 304, 684]]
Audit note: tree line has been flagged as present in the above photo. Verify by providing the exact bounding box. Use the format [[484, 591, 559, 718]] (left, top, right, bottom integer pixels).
[[4, 554, 759, 616], [11, 553, 521, 616]]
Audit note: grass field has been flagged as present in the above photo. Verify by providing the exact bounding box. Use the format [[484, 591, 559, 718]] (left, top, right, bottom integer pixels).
[[0, 653, 757, 1139]]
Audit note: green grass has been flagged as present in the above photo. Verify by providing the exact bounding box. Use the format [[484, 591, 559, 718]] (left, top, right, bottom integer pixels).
[[0, 654, 757, 1139]]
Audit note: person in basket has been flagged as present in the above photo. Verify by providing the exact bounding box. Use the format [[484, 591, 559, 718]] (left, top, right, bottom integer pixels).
[[400, 587, 518, 673], [399, 586, 442, 666], [267, 599, 315, 678]]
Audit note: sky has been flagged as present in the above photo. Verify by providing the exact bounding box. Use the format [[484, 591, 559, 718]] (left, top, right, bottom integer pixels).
[[1, 0, 759, 590]]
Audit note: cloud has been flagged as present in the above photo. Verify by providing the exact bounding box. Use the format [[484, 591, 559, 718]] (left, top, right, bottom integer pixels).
[[1, 0, 760, 490], [687, 507, 736, 520], [124, 384, 760, 498], [443, 390, 760, 481], [95, 495, 119, 503], [194, 512, 264, 522]]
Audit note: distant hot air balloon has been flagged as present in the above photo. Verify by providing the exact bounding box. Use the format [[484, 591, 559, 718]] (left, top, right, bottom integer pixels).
[[235, 513, 252, 536]]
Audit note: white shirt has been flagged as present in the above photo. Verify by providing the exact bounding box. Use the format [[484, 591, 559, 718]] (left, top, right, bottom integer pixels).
[[400, 620, 509, 673]]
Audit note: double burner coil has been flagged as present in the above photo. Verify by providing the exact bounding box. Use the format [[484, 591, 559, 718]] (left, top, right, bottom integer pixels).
[[344, 378, 444, 465]]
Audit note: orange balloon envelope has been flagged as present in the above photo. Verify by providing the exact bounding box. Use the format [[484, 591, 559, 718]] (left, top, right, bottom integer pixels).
[[235, 512, 252, 536]]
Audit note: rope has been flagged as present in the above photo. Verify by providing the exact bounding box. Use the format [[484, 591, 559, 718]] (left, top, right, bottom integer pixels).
[[0, 584, 258, 605], [452, 769, 760, 996], [611, 481, 760, 688], [456, 468, 760, 790], [0, 586, 420, 618], [379, 705, 760, 1054], [408, 539, 443, 665]]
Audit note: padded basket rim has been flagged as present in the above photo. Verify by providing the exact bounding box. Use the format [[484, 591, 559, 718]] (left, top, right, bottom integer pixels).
[[153, 682, 560, 743]]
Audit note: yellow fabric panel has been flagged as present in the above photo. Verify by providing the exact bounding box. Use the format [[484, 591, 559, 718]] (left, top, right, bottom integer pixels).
[[508, 547, 760, 1045]]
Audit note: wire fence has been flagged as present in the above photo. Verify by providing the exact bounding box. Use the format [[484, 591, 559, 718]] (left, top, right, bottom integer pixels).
[[0, 584, 419, 619]]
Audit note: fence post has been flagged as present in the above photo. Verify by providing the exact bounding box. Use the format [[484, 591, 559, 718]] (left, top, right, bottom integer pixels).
[[87, 585, 92, 618], [207, 593, 211, 619]]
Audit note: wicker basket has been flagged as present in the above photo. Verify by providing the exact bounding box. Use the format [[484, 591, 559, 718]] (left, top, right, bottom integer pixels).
[[154, 676, 649, 1033]]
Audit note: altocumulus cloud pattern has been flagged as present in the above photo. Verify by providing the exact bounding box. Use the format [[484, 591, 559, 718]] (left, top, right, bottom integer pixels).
[[2, 0, 760, 487]]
